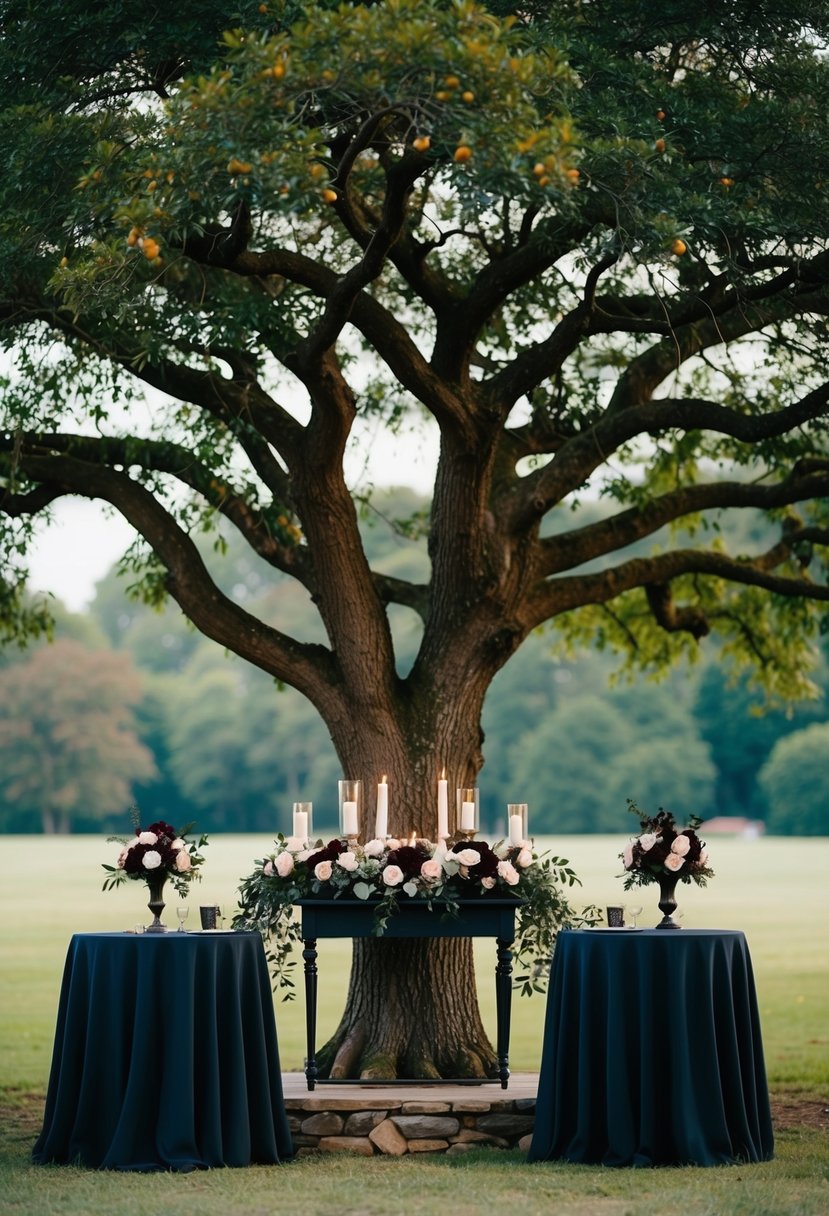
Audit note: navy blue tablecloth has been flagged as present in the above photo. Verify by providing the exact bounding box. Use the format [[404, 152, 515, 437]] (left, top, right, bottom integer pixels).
[[32, 932, 294, 1171], [528, 928, 774, 1167]]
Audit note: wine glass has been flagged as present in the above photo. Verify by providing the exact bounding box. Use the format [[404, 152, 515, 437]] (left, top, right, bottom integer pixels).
[[176, 905, 189, 933], [628, 904, 643, 929]]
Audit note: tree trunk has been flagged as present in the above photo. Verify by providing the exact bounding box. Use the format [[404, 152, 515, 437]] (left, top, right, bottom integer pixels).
[[313, 678, 505, 1080], [318, 938, 497, 1081]]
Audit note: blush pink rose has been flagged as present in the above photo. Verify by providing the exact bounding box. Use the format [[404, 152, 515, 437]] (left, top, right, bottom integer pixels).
[[171, 837, 186, 850], [699, 847, 709, 866], [175, 850, 192, 873], [314, 860, 333, 881], [276, 852, 295, 878], [622, 843, 634, 870], [382, 865, 404, 886], [497, 860, 520, 886], [671, 834, 691, 857], [453, 848, 480, 866], [481, 875, 496, 890], [117, 848, 129, 869], [639, 833, 657, 852], [664, 853, 685, 872], [337, 851, 358, 872], [517, 848, 533, 869], [263, 860, 275, 877], [138, 831, 159, 846], [420, 859, 443, 881]]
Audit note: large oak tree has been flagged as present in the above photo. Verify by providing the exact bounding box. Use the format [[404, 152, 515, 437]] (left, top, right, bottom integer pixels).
[[2, 0, 829, 1078]]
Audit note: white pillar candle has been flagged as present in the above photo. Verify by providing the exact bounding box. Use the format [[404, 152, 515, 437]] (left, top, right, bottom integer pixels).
[[437, 774, 449, 840], [293, 809, 309, 841], [509, 814, 524, 846], [375, 777, 388, 840], [343, 801, 359, 837], [461, 800, 476, 831]]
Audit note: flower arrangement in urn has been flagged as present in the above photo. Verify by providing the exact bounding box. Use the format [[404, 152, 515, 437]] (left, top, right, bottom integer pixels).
[[102, 810, 208, 931], [235, 833, 591, 995], [619, 799, 713, 928]]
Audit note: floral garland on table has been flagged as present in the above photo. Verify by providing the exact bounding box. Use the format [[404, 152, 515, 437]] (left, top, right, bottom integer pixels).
[[102, 812, 208, 897], [619, 799, 714, 889], [234, 834, 595, 998]]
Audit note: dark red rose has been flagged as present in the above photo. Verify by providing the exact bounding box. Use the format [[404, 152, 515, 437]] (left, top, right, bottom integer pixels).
[[385, 844, 430, 879]]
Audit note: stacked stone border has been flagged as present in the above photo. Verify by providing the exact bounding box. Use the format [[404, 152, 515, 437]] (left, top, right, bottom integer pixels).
[[285, 1093, 536, 1156]]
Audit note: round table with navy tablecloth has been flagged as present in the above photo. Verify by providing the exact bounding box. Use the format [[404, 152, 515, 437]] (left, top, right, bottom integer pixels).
[[528, 928, 774, 1167], [32, 931, 294, 1171]]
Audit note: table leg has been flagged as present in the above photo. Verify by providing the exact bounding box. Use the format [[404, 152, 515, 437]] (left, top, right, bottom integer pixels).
[[495, 936, 513, 1089], [303, 937, 318, 1091]]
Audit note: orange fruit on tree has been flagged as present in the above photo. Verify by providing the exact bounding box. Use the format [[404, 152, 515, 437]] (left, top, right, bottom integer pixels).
[[462, 91, 475, 103], [444, 75, 460, 88], [719, 176, 734, 187], [321, 187, 338, 203], [141, 238, 160, 260], [655, 138, 666, 153], [413, 135, 431, 152], [671, 238, 687, 256], [453, 145, 472, 163], [656, 108, 666, 121], [565, 168, 580, 183]]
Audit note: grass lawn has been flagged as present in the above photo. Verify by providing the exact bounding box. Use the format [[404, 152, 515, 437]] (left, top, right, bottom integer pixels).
[[1, 833, 827, 1215]]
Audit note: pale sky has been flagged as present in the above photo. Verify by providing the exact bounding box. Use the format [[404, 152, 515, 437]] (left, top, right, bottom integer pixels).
[[25, 419, 440, 612]]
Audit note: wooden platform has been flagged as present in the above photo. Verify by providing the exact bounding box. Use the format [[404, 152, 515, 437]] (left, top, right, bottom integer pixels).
[[281, 1072, 539, 1156]]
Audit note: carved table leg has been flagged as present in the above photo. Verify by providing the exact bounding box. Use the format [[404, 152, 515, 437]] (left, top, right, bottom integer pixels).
[[303, 937, 318, 1090], [495, 936, 513, 1089]]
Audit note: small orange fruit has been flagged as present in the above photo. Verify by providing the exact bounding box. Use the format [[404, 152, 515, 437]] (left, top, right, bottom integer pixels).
[[719, 176, 734, 187], [532, 162, 546, 177], [227, 157, 253, 175], [656, 108, 666, 121], [413, 135, 431, 152], [565, 168, 580, 183], [126, 227, 141, 247], [321, 187, 338, 203], [655, 138, 666, 153], [671, 238, 687, 256], [444, 75, 460, 88], [141, 238, 160, 260], [59, 256, 69, 268], [435, 90, 450, 102], [453, 145, 472, 163], [462, 91, 475, 103]]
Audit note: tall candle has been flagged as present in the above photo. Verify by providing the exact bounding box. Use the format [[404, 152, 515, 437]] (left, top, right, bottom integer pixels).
[[509, 814, 523, 846], [294, 809, 309, 841], [437, 773, 449, 839], [375, 776, 388, 840], [461, 800, 475, 831], [343, 800, 359, 837]]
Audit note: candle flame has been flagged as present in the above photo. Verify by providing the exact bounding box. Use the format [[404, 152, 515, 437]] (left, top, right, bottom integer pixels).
[[440, 768, 446, 780], [381, 774, 387, 784]]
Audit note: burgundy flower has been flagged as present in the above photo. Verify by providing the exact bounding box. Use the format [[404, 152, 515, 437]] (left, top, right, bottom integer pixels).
[[305, 838, 348, 870], [386, 844, 430, 880], [453, 840, 499, 878]]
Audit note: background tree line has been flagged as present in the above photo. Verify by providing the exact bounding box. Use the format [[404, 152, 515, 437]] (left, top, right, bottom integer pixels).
[[2, 488, 827, 837]]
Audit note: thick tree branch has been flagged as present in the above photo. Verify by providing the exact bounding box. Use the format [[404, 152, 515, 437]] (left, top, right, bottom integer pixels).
[[536, 467, 829, 576], [512, 381, 829, 527], [1, 432, 313, 587], [3, 450, 342, 706], [525, 545, 829, 632]]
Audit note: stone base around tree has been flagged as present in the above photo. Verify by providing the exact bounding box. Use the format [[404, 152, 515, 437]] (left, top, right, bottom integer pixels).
[[282, 1072, 537, 1156]]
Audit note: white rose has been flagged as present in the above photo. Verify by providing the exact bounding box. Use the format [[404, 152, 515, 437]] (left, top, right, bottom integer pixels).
[[671, 834, 691, 857], [142, 850, 162, 871], [175, 850, 192, 873], [664, 853, 685, 872], [453, 848, 480, 867], [481, 875, 497, 890], [171, 837, 186, 850], [639, 833, 657, 852], [517, 848, 533, 869], [497, 860, 520, 886], [420, 859, 443, 881], [363, 838, 386, 857], [314, 860, 333, 881], [382, 865, 404, 886], [296, 850, 314, 863], [384, 839, 402, 852], [622, 843, 634, 870], [276, 852, 295, 878], [337, 851, 359, 872], [263, 860, 275, 877], [138, 831, 158, 846], [284, 836, 305, 853]]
